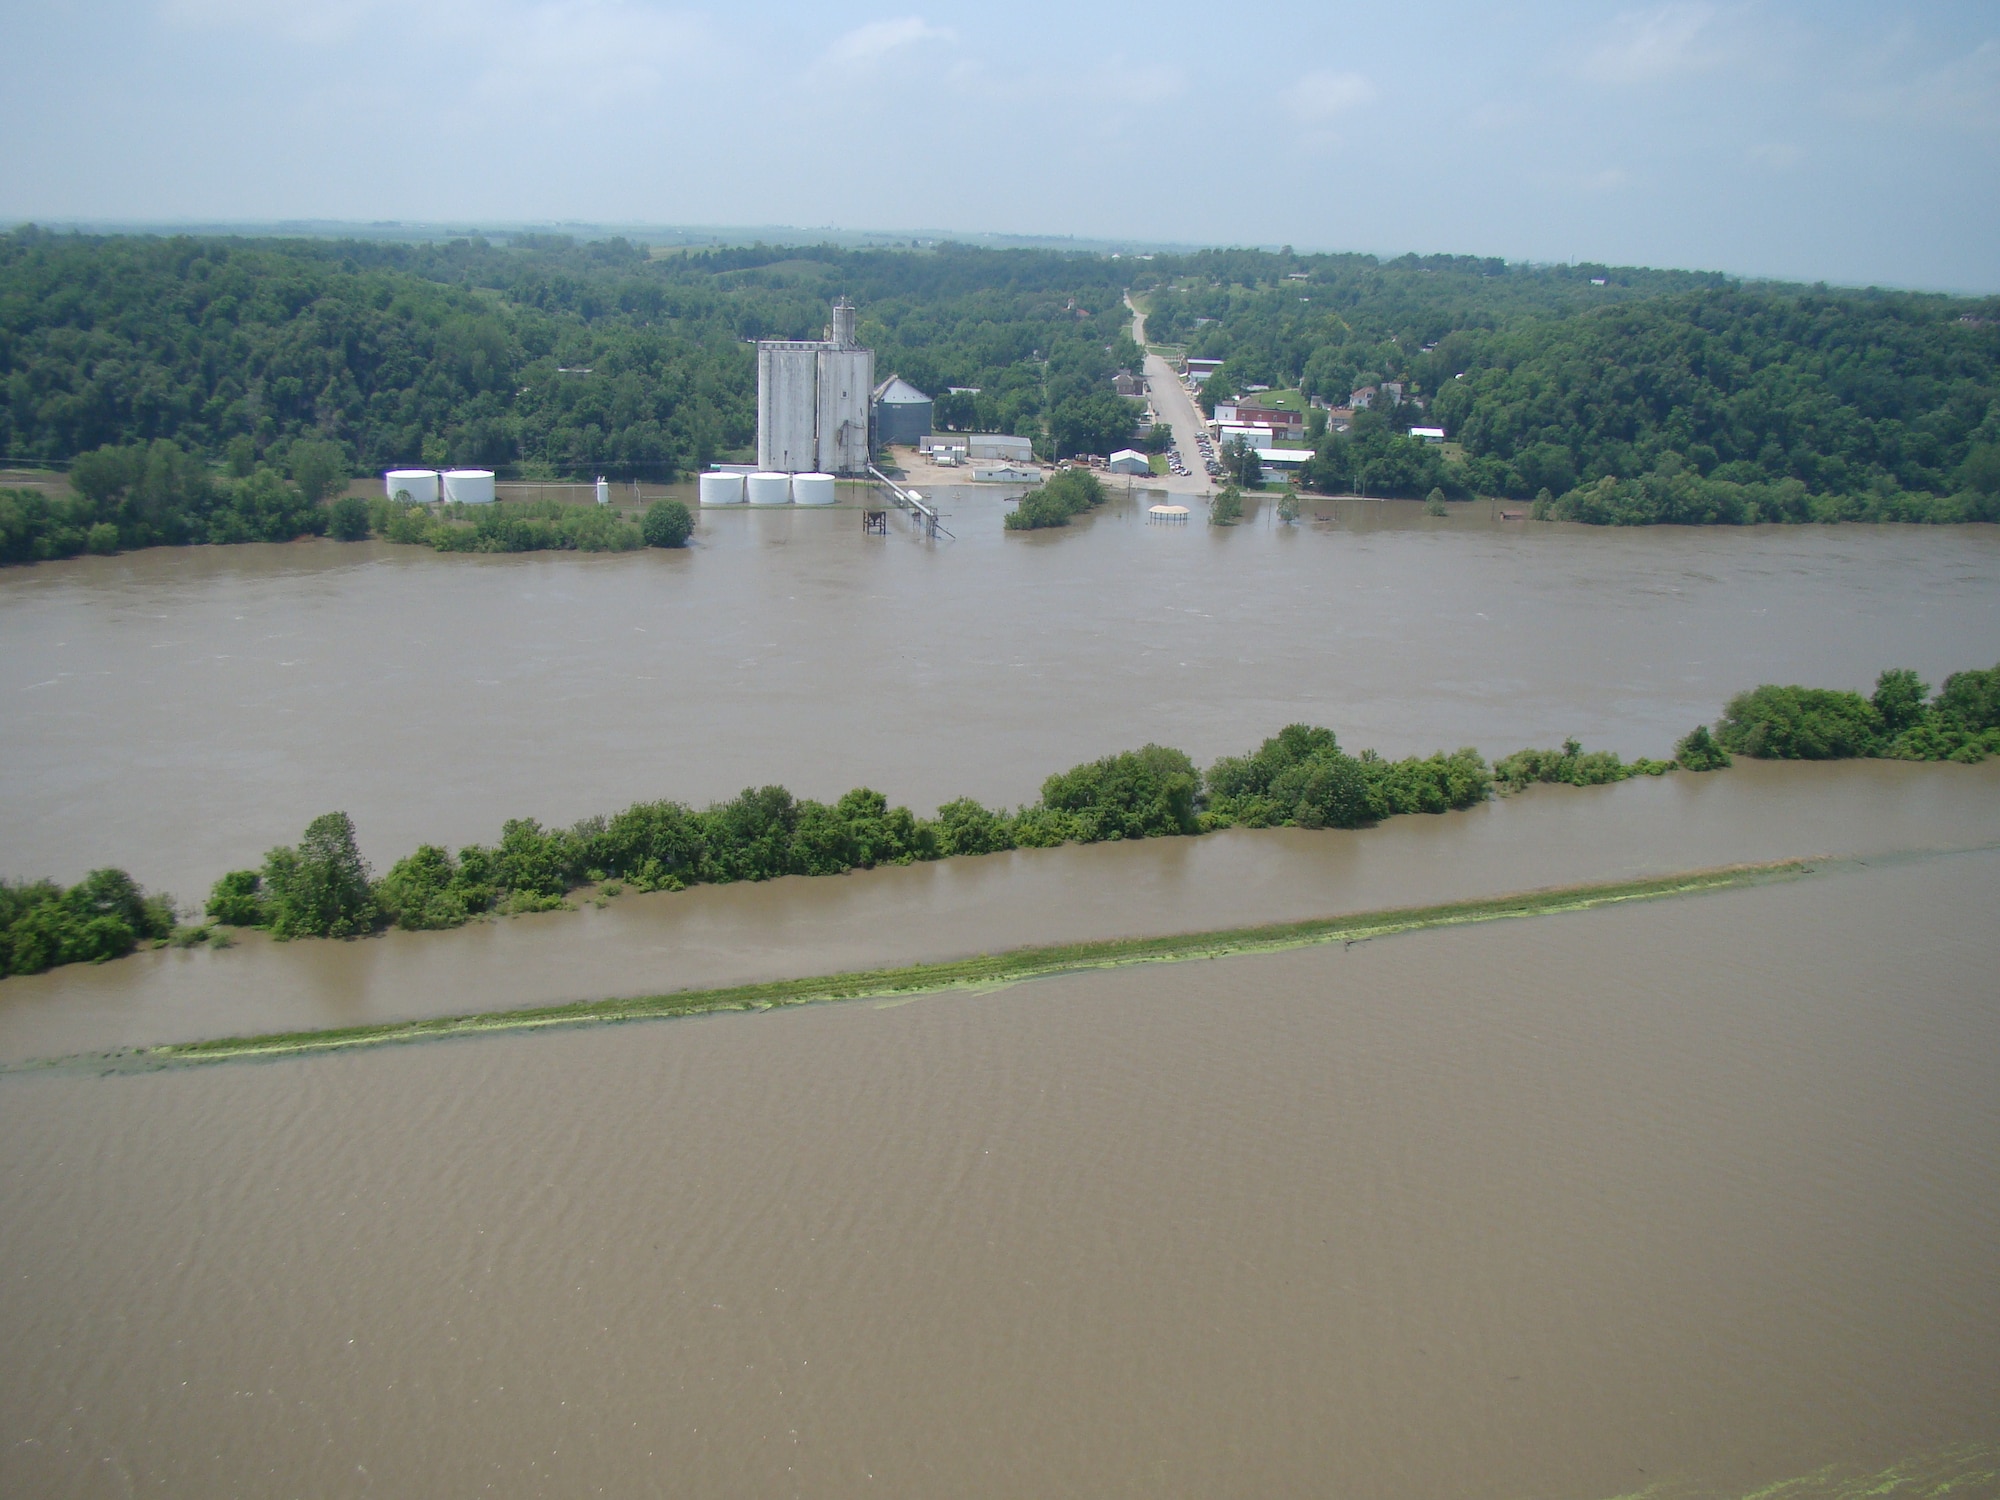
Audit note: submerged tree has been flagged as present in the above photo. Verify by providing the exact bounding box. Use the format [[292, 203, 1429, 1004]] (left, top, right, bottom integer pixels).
[[262, 812, 377, 939]]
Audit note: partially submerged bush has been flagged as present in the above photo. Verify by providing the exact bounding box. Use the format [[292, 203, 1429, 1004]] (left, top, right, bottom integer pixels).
[[206, 868, 267, 925], [1494, 739, 1668, 792], [642, 499, 693, 548], [1673, 725, 1732, 771], [1005, 469, 1107, 531], [1207, 727, 1490, 828], [1039, 744, 1201, 841], [327, 496, 372, 541]]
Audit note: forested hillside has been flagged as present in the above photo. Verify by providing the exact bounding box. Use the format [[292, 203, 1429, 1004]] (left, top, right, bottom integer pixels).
[[1134, 250, 2000, 521], [0, 230, 1138, 480]]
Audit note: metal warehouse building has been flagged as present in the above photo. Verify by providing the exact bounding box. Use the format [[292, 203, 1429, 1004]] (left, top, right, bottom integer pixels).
[[871, 376, 933, 448]]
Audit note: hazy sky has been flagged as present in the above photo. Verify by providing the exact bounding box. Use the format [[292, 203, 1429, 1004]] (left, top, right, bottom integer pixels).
[[3, 0, 1996, 289]]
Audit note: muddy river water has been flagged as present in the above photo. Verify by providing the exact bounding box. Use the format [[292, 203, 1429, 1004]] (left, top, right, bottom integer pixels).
[[2, 498, 1998, 1497], [3, 490, 1997, 897]]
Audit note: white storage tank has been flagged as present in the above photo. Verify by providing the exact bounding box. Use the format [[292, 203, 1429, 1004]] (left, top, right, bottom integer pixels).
[[746, 472, 793, 507], [698, 471, 746, 507], [384, 469, 439, 505], [791, 472, 836, 507], [595, 476, 610, 506], [442, 468, 496, 505]]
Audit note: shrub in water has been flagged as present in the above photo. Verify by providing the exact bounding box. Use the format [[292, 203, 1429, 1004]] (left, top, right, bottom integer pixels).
[[643, 499, 693, 548]]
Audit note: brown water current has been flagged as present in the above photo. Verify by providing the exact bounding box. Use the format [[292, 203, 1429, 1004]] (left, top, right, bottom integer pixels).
[[3, 491, 1997, 897], [3, 852, 1997, 1497], [4, 506, 1998, 1495]]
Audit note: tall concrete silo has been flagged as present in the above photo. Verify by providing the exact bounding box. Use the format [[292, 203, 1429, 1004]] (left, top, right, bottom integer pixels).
[[755, 298, 875, 478], [756, 341, 821, 473], [816, 348, 873, 476]]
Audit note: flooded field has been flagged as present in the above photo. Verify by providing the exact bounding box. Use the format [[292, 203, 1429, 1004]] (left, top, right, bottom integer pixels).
[[2, 850, 1995, 1497], [2, 489, 1996, 899]]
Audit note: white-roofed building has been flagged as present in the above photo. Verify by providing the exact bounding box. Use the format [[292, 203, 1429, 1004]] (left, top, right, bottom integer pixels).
[[1219, 423, 1278, 449]]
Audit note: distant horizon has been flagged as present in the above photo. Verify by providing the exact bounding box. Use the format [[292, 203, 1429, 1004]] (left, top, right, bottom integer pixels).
[[5, 217, 1995, 300], [2, 2, 1992, 294]]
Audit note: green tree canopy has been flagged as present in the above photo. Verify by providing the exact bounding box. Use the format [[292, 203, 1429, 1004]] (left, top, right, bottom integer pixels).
[[263, 811, 378, 939]]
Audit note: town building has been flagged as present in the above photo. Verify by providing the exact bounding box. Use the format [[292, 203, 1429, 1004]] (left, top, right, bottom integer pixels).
[[1219, 423, 1279, 450], [1349, 381, 1406, 411], [967, 433, 1035, 462], [1215, 401, 1305, 440], [1107, 449, 1151, 475]]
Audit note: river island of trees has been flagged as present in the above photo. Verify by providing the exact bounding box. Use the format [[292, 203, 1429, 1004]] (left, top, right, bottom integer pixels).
[[3, 660, 1994, 979]]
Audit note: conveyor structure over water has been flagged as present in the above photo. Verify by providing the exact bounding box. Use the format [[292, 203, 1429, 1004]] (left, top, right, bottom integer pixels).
[[867, 466, 952, 539]]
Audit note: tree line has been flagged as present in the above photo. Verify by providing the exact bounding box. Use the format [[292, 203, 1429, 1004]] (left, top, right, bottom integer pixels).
[[7, 664, 1996, 979], [364, 495, 693, 553], [196, 729, 1499, 946], [0, 445, 693, 563]]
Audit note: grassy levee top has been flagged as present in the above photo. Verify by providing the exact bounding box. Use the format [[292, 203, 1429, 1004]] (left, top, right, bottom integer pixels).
[[24, 860, 1821, 1074]]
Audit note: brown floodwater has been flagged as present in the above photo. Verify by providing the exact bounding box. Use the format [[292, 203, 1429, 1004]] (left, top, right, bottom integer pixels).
[[2, 850, 1996, 1497], [4, 506, 1998, 1496], [2, 491, 1997, 899]]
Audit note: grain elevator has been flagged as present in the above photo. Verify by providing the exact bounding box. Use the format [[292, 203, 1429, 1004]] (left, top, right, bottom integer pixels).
[[756, 298, 874, 476]]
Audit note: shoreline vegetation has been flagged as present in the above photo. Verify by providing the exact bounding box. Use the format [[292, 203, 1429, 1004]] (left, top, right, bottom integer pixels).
[[11, 860, 1824, 1073], [0, 443, 694, 564], [2, 660, 1995, 983]]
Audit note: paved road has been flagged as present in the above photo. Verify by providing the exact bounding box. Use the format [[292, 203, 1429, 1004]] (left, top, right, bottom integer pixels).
[[1127, 294, 1211, 497]]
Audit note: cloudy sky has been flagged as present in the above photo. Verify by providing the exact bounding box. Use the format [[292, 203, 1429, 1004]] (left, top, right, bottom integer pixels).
[[3, 0, 1996, 289]]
